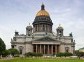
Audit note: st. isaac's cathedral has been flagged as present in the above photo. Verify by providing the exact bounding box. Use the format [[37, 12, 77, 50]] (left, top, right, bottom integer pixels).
[[11, 4, 75, 55]]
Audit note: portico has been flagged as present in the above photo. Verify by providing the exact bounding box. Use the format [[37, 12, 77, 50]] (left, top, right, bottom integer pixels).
[[33, 44, 59, 54]]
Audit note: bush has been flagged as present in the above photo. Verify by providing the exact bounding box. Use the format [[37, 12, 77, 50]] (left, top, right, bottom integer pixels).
[[64, 52, 73, 57], [25, 52, 33, 57], [8, 48, 19, 56], [56, 53, 64, 57], [75, 50, 84, 58], [56, 52, 73, 57], [25, 52, 43, 57]]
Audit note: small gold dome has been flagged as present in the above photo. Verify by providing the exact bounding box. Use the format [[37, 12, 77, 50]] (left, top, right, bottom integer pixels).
[[36, 10, 49, 16], [36, 4, 49, 16]]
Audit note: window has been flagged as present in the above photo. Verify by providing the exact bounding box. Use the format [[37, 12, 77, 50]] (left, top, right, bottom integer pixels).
[[19, 46, 23, 54], [60, 31, 62, 33], [35, 25, 37, 31], [13, 37, 16, 41], [43, 25, 45, 31], [65, 47, 69, 52], [11, 45, 14, 48]]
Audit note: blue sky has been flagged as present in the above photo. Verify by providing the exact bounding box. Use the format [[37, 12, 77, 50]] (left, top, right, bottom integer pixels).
[[0, 0, 84, 50]]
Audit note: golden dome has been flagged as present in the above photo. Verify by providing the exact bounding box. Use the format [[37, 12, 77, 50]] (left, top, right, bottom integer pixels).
[[36, 4, 50, 16], [36, 10, 49, 16]]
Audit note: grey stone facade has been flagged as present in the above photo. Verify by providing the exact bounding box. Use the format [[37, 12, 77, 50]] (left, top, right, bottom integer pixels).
[[11, 4, 75, 55]]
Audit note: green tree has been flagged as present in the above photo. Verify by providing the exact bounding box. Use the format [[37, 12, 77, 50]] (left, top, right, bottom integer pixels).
[[8, 48, 19, 56], [2, 50, 10, 57], [0, 38, 6, 55], [75, 50, 84, 59]]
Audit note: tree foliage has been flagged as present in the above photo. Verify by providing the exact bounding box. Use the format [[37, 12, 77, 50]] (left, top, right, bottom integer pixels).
[[75, 50, 84, 59], [0, 38, 6, 55], [2, 50, 10, 57], [8, 48, 19, 56]]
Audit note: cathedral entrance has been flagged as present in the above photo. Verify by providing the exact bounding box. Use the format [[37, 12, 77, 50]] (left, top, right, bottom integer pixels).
[[33, 44, 59, 55]]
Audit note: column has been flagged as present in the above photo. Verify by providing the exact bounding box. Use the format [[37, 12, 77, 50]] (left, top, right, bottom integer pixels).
[[36, 44, 37, 53], [38, 25, 39, 32], [46, 25, 47, 32], [48, 45, 49, 54], [37, 25, 38, 31], [57, 45, 59, 53], [52, 45, 53, 54], [45, 25, 46, 32], [55, 45, 57, 54], [40, 44, 41, 53], [44, 45, 45, 54]]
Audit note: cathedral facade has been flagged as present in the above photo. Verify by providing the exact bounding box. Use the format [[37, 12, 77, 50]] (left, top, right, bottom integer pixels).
[[11, 4, 75, 55]]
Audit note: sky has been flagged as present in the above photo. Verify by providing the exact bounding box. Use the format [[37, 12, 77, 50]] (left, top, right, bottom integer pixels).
[[0, 0, 84, 50]]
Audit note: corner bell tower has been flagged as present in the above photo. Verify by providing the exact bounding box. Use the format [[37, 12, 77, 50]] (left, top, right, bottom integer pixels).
[[33, 4, 53, 33], [56, 24, 64, 37], [26, 23, 32, 36]]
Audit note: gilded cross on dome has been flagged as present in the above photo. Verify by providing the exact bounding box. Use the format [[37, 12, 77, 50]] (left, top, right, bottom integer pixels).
[[41, 3, 45, 10], [36, 4, 49, 16]]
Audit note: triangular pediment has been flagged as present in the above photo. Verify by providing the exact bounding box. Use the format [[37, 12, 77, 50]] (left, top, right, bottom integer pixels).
[[35, 37, 56, 41]]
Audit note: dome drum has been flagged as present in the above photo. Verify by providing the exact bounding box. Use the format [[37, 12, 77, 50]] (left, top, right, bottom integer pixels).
[[33, 21, 53, 26], [33, 16, 53, 25]]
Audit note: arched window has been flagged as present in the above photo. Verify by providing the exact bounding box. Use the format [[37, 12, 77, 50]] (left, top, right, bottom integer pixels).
[[43, 25, 45, 31], [19, 46, 23, 54], [35, 25, 37, 31], [65, 47, 69, 52]]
